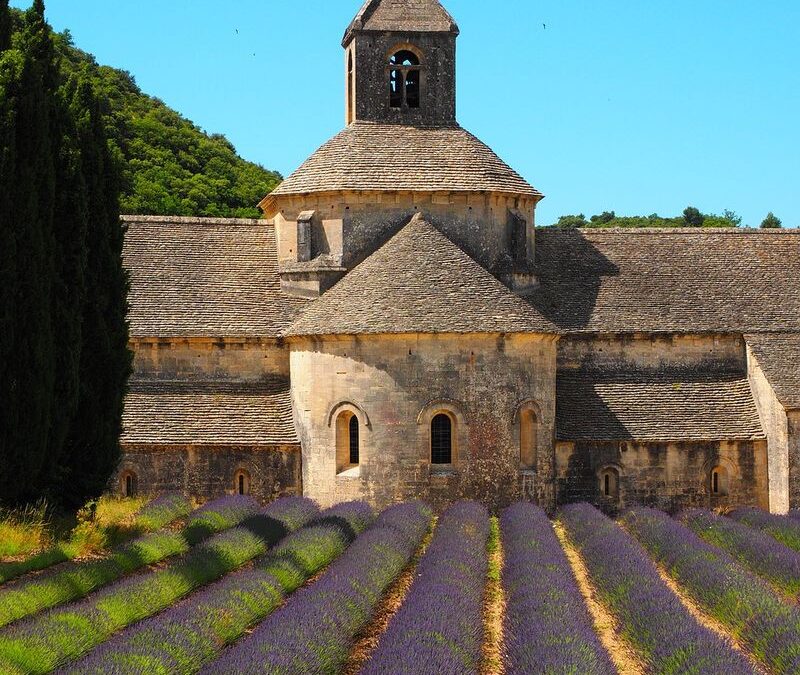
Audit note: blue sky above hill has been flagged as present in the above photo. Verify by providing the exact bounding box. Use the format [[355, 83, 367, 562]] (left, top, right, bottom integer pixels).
[[12, 0, 800, 227]]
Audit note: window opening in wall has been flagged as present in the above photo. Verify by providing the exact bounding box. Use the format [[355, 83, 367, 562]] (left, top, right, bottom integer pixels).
[[349, 415, 360, 465], [710, 466, 729, 496], [347, 50, 354, 124], [235, 470, 251, 496], [389, 50, 421, 109], [336, 410, 361, 474], [431, 413, 453, 464], [599, 467, 620, 499], [122, 472, 138, 498], [519, 408, 538, 470]]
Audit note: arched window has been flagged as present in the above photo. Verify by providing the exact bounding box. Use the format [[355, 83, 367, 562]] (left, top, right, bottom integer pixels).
[[121, 472, 138, 498], [336, 411, 360, 474], [599, 467, 620, 500], [519, 408, 538, 471], [235, 470, 251, 496], [347, 50, 354, 124], [389, 49, 421, 109], [710, 466, 729, 496], [431, 413, 453, 464]]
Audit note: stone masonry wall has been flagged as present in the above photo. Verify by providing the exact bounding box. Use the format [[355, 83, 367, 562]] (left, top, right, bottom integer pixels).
[[556, 439, 769, 513], [272, 192, 537, 279], [290, 333, 557, 512], [116, 445, 302, 505], [747, 345, 790, 513]]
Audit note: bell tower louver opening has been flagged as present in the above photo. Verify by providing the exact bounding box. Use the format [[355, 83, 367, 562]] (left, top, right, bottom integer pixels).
[[343, 0, 459, 126]]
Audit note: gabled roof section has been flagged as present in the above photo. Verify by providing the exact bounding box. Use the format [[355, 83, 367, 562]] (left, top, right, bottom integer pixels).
[[264, 123, 541, 207], [531, 228, 800, 333], [557, 367, 765, 442], [287, 214, 558, 337], [344, 0, 459, 45], [746, 333, 800, 409], [123, 216, 310, 339]]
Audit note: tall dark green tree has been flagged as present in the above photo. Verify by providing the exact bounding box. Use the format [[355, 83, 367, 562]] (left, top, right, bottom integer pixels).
[[1, 1, 129, 509], [760, 212, 782, 229], [0, 0, 58, 504], [0, 0, 11, 52], [60, 72, 131, 508]]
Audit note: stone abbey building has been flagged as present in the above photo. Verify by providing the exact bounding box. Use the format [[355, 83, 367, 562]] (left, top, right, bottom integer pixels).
[[118, 0, 800, 513]]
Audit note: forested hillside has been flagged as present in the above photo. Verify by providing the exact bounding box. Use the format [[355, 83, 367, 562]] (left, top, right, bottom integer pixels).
[[8, 8, 281, 218]]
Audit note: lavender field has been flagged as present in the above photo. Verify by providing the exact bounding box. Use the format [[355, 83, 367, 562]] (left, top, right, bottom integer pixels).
[[0, 495, 796, 674]]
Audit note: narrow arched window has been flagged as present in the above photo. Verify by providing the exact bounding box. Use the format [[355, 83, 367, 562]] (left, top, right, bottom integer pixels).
[[122, 472, 138, 498], [389, 50, 421, 109], [347, 50, 354, 124], [599, 468, 620, 500], [519, 408, 538, 470], [710, 466, 728, 496], [235, 470, 251, 496], [336, 411, 360, 474], [431, 413, 453, 464], [349, 415, 360, 465]]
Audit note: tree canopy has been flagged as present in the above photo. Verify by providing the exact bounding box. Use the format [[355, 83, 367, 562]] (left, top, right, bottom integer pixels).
[[548, 207, 746, 230]]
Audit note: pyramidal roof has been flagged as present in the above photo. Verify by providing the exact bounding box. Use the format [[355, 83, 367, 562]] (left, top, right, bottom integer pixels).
[[344, 0, 459, 45], [287, 214, 558, 337]]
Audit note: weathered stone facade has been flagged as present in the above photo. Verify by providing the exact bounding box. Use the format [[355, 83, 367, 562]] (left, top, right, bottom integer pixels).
[[114, 0, 800, 514]]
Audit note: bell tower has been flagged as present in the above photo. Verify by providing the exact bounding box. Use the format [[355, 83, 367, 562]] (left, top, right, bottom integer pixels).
[[343, 0, 459, 126]]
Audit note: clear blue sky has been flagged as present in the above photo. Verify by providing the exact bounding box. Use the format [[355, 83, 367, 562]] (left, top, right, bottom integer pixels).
[[11, 0, 800, 227]]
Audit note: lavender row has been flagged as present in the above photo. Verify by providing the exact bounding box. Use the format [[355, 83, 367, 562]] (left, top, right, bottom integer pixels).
[[360, 501, 489, 675], [560, 504, 752, 674], [133, 492, 193, 531], [65, 501, 374, 674], [202, 501, 432, 675], [0, 496, 318, 675], [623, 507, 800, 673], [680, 509, 800, 597], [0, 493, 267, 629], [729, 506, 800, 553], [501, 503, 614, 675]]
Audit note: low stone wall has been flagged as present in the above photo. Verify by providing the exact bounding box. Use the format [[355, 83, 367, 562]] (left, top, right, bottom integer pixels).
[[556, 439, 769, 513], [115, 445, 302, 504]]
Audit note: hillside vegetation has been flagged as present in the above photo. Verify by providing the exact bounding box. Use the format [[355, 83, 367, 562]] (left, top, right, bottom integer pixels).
[[8, 8, 281, 218]]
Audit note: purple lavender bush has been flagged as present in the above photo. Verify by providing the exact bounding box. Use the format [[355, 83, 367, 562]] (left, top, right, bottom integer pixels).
[[182, 494, 262, 544], [729, 506, 800, 552], [560, 504, 752, 674], [0, 497, 317, 674], [360, 501, 489, 675], [680, 509, 800, 597], [201, 501, 432, 675], [501, 503, 614, 675], [64, 500, 371, 675], [624, 506, 800, 673], [133, 492, 193, 530]]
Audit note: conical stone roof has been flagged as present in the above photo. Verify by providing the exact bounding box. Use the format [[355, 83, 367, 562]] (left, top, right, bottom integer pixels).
[[287, 214, 558, 337]]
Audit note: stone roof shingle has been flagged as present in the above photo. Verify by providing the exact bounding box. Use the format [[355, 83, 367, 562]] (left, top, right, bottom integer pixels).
[[344, 0, 459, 45], [557, 368, 765, 442], [123, 216, 310, 338], [746, 333, 800, 409], [532, 228, 800, 334], [122, 378, 298, 446], [288, 214, 558, 337], [266, 122, 541, 201]]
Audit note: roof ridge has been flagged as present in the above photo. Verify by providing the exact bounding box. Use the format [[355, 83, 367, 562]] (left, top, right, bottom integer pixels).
[[121, 215, 272, 227]]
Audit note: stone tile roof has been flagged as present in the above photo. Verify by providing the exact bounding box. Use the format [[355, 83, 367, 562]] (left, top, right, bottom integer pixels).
[[556, 368, 765, 442], [746, 333, 800, 409], [532, 228, 800, 333], [123, 216, 310, 338], [287, 214, 559, 337], [122, 378, 298, 446], [267, 122, 541, 200], [344, 0, 459, 45]]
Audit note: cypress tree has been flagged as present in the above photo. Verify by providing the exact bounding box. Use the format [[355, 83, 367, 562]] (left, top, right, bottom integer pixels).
[[60, 71, 131, 508], [0, 0, 58, 504], [0, 1, 10, 53]]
